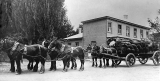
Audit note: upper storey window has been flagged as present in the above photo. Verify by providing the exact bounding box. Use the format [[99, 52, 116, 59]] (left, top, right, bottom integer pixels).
[[118, 24, 122, 35]]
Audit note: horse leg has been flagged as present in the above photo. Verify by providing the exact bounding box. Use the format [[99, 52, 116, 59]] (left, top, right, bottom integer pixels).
[[39, 60, 45, 74], [79, 59, 84, 71], [15, 59, 22, 75], [67, 61, 70, 68], [63, 60, 65, 71], [92, 57, 95, 67], [10, 60, 15, 72], [99, 58, 102, 68], [95, 57, 98, 67], [53, 61, 57, 71], [30, 61, 33, 70], [106, 59, 109, 66], [49, 53, 54, 71], [27, 60, 31, 70], [111, 59, 115, 67], [114, 60, 117, 68], [49, 61, 53, 71], [62, 59, 68, 72], [33, 59, 39, 72], [71, 58, 74, 69], [27, 59, 33, 71], [74, 59, 77, 70], [103, 58, 106, 68]]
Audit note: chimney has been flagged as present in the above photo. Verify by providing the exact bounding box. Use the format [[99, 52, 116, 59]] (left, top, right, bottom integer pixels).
[[124, 15, 128, 19], [79, 28, 82, 34]]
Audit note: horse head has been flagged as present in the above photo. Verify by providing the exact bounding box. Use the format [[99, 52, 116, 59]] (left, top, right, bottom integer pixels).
[[48, 38, 63, 53], [0, 39, 5, 51], [91, 45, 100, 54], [0, 39, 15, 51]]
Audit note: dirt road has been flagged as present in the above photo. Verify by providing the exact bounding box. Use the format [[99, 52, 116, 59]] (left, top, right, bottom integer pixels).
[[0, 59, 160, 81]]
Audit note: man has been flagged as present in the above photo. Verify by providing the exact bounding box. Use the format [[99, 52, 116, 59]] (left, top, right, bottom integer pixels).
[[109, 39, 116, 47]]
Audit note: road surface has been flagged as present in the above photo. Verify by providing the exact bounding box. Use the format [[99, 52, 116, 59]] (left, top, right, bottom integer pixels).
[[0, 59, 160, 81]]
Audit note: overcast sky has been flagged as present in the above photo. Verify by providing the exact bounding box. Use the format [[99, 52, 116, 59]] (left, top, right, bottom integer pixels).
[[65, 0, 160, 29]]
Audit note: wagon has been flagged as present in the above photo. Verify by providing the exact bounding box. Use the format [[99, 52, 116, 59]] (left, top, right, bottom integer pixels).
[[102, 36, 160, 67]]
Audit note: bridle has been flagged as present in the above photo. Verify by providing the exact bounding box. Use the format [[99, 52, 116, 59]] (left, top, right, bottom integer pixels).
[[0, 39, 12, 51]]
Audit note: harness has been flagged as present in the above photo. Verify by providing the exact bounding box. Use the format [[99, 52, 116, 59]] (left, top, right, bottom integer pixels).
[[22, 45, 46, 60]]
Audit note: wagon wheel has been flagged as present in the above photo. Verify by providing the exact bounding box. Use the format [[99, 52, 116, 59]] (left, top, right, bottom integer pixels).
[[125, 53, 136, 67], [152, 51, 160, 66], [138, 58, 148, 64]]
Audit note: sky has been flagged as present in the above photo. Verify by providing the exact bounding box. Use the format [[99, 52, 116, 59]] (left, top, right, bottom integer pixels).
[[65, 0, 160, 30]]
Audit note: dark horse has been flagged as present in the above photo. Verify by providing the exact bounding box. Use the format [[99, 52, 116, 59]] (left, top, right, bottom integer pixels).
[[99, 45, 118, 67], [42, 39, 76, 71], [0, 39, 48, 74], [89, 44, 118, 68], [48, 39, 85, 71], [89, 45, 99, 67]]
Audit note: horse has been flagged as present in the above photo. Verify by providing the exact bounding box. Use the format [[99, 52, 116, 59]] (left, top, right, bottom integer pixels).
[[89, 44, 100, 67], [41, 39, 76, 71], [99, 45, 118, 67], [48, 39, 85, 71], [0, 39, 48, 74], [20, 44, 48, 74]]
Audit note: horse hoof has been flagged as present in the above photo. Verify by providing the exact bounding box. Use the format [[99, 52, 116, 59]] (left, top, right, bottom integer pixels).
[[15, 71, 21, 75], [63, 70, 67, 72], [49, 68, 53, 71], [39, 71, 44, 74], [53, 69, 56, 71], [10, 69, 15, 72], [15, 73, 20, 75], [33, 70, 38, 72]]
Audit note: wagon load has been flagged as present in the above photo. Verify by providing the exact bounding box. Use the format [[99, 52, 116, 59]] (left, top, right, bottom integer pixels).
[[105, 36, 160, 67]]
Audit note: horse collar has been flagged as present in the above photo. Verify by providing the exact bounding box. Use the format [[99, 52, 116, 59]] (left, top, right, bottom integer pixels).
[[60, 44, 65, 52], [23, 45, 27, 55], [12, 42, 20, 51]]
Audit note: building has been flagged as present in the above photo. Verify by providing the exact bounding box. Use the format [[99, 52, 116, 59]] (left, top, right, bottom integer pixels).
[[65, 16, 150, 49], [64, 28, 83, 47]]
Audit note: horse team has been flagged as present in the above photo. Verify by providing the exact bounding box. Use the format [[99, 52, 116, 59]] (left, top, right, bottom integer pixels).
[[0, 38, 85, 75], [0, 37, 158, 75]]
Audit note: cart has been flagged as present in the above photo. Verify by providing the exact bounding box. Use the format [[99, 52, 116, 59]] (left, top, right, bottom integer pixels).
[[104, 36, 160, 67]]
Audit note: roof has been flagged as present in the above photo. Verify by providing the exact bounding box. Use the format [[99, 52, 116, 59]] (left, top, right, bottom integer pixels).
[[64, 33, 83, 40], [81, 16, 150, 30]]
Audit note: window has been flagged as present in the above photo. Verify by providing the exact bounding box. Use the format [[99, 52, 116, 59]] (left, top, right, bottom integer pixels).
[[75, 42, 79, 46], [126, 26, 130, 37], [134, 28, 137, 38], [107, 22, 112, 33], [91, 41, 96, 46], [146, 31, 149, 37], [118, 24, 122, 35], [140, 29, 143, 38], [68, 43, 71, 45]]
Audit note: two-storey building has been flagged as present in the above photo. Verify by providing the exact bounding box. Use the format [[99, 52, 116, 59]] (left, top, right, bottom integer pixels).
[[65, 16, 150, 48]]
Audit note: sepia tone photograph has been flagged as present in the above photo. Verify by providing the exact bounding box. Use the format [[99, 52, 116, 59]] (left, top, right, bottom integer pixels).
[[0, 0, 160, 81]]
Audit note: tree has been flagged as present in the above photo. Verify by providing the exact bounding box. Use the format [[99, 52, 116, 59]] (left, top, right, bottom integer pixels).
[[148, 9, 160, 42], [148, 9, 160, 33], [0, 0, 75, 44]]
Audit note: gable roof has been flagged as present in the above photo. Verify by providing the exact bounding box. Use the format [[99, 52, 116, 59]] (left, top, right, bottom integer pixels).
[[81, 16, 150, 30], [64, 33, 83, 40]]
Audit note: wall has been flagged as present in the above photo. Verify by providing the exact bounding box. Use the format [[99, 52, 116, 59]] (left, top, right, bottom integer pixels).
[[107, 19, 149, 40], [66, 39, 83, 47], [83, 20, 107, 49]]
